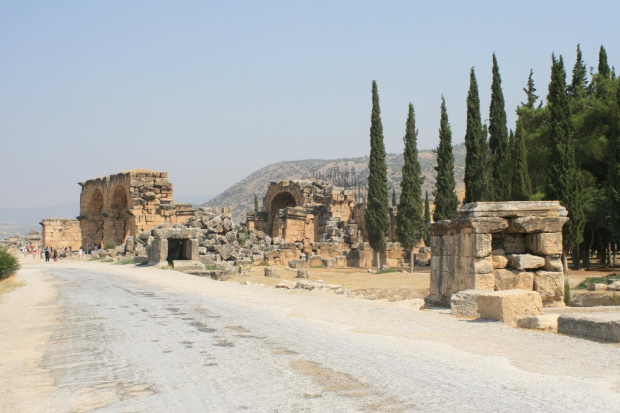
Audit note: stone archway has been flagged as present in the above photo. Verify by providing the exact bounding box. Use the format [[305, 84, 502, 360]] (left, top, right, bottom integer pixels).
[[268, 191, 297, 237], [86, 189, 105, 247], [109, 185, 128, 245]]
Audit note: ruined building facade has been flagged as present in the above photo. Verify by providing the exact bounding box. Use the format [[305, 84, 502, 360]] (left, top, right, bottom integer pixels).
[[246, 180, 365, 245], [77, 170, 194, 248]]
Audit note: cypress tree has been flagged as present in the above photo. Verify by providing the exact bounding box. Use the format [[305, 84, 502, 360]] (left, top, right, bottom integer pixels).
[[522, 69, 538, 109], [569, 44, 588, 98], [547, 54, 585, 269], [464, 68, 489, 204], [489, 53, 509, 200], [365, 80, 390, 270], [423, 191, 431, 247], [396, 103, 425, 272], [511, 121, 532, 201], [254, 194, 259, 213], [480, 123, 494, 200], [433, 96, 459, 221], [392, 189, 397, 207], [598, 45, 610, 79]]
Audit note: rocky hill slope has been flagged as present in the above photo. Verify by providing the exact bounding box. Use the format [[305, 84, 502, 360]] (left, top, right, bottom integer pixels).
[[204, 144, 466, 222]]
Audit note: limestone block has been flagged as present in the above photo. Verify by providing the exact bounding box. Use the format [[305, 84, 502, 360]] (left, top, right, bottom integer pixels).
[[607, 281, 620, 291], [474, 273, 495, 290], [288, 259, 307, 269], [474, 256, 493, 274], [507, 254, 546, 270], [534, 271, 564, 306], [264, 267, 279, 278], [451, 289, 486, 318], [516, 314, 560, 331], [153, 238, 168, 262], [334, 256, 348, 268], [526, 232, 563, 256], [188, 239, 200, 261], [477, 290, 543, 326], [503, 234, 526, 254], [307, 255, 324, 267], [492, 255, 508, 269], [474, 234, 492, 258], [544, 256, 563, 272], [470, 217, 509, 233], [172, 260, 205, 272], [494, 269, 534, 290], [275, 280, 296, 289], [508, 216, 568, 233], [296, 270, 310, 279], [558, 313, 620, 342]]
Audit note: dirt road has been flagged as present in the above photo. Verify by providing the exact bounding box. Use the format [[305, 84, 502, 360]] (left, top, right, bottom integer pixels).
[[1, 260, 619, 412]]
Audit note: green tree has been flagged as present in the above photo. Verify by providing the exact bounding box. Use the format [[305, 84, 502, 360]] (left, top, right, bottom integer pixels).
[[546, 54, 585, 269], [522, 69, 539, 109], [464, 68, 492, 203], [489, 53, 509, 200], [392, 189, 397, 207], [510, 120, 532, 200], [365, 80, 390, 270], [433, 96, 459, 221], [396, 103, 425, 272], [569, 44, 588, 99], [423, 191, 431, 247], [254, 193, 259, 213], [608, 81, 620, 242], [598, 45, 610, 79]]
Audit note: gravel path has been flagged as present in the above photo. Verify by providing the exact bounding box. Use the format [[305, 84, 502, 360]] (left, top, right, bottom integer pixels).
[[1, 260, 619, 412]]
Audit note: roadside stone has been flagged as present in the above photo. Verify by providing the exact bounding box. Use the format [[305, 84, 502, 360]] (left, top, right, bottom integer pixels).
[[275, 280, 296, 289], [477, 290, 543, 327], [558, 313, 620, 342], [517, 314, 560, 331], [451, 290, 486, 318], [288, 259, 307, 269]]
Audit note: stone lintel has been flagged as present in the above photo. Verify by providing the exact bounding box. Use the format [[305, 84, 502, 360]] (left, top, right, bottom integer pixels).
[[458, 201, 568, 219]]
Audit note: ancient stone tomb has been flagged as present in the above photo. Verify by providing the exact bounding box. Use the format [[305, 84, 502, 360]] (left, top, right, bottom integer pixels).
[[427, 201, 568, 307], [40, 219, 81, 250]]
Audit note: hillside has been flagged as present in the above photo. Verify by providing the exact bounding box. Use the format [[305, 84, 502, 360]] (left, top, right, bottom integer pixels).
[[204, 144, 466, 222]]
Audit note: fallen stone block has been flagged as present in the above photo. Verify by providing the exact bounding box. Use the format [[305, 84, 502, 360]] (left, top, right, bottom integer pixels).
[[264, 267, 279, 278], [288, 259, 307, 269], [477, 290, 543, 327], [558, 313, 620, 342], [494, 268, 534, 291], [451, 290, 487, 318], [275, 280, 296, 289], [296, 270, 310, 279], [172, 260, 206, 272], [517, 314, 560, 331], [534, 271, 564, 306]]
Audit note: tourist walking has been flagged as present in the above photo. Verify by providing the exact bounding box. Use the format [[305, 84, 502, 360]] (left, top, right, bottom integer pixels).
[[79, 247, 83, 260], [53, 249, 59, 262]]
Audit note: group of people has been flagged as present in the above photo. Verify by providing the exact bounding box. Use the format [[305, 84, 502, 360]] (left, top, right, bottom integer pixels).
[[43, 246, 60, 262], [18, 243, 102, 262]]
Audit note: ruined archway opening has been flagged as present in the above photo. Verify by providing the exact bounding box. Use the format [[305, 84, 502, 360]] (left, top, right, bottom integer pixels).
[[269, 192, 297, 236], [110, 186, 128, 246], [87, 190, 104, 247], [167, 238, 189, 262]]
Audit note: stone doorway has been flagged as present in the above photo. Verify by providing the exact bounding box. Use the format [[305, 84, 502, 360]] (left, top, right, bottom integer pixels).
[[167, 238, 190, 262], [269, 191, 296, 236]]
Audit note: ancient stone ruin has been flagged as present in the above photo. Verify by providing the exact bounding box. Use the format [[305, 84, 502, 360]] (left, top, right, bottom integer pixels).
[[426, 201, 568, 308], [40, 219, 81, 250], [246, 179, 429, 268], [77, 170, 194, 248]]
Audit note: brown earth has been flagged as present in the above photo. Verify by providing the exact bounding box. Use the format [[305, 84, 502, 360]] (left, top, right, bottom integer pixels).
[[228, 265, 431, 302]]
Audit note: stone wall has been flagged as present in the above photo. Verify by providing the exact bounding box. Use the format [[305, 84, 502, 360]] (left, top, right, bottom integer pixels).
[[427, 201, 568, 307], [40, 219, 81, 250], [78, 170, 194, 248]]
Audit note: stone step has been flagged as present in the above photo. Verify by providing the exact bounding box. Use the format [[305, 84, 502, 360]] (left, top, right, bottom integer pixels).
[[558, 313, 620, 342]]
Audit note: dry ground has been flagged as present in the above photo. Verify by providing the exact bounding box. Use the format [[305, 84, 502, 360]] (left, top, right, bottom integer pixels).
[[228, 265, 431, 301]]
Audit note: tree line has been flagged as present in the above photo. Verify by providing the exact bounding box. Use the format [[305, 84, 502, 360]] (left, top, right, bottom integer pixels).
[[365, 45, 619, 271]]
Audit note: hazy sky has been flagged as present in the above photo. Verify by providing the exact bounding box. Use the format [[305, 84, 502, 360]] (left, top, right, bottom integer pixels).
[[1, 0, 618, 209]]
